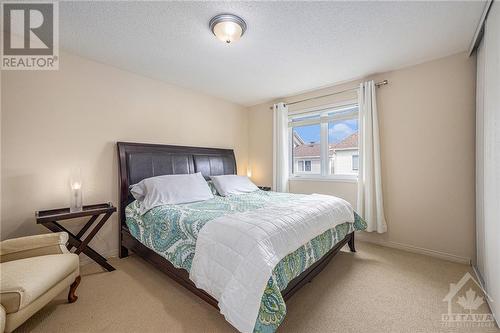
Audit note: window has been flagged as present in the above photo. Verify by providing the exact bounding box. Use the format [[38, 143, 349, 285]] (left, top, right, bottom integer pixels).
[[296, 160, 312, 172], [298, 160, 304, 171], [304, 160, 311, 171], [291, 123, 321, 175], [352, 155, 359, 171], [290, 103, 359, 179]]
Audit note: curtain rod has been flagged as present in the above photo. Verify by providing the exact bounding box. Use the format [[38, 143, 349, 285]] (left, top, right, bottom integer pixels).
[[268, 80, 388, 110]]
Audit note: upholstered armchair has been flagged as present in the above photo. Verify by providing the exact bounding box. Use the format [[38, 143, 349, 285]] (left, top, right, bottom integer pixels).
[[0, 232, 80, 333]]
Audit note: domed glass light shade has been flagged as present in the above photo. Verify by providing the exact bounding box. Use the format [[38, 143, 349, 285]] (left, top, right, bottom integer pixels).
[[209, 14, 247, 44]]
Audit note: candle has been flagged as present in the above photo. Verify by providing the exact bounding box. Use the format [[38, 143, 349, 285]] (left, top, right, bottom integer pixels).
[[69, 170, 83, 213]]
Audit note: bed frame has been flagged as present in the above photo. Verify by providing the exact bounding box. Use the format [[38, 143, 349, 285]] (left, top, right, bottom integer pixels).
[[117, 141, 356, 309]]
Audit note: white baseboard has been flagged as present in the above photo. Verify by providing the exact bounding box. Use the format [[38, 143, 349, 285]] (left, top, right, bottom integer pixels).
[[357, 236, 471, 265], [78, 248, 119, 266]]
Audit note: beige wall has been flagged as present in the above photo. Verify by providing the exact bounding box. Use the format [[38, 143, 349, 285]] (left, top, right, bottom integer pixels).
[[288, 180, 357, 207], [248, 52, 476, 262], [1, 51, 248, 258], [1, 51, 476, 263]]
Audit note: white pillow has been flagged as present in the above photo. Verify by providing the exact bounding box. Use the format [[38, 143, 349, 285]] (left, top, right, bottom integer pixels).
[[210, 175, 258, 196], [130, 183, 146, 201], [130, 172, 214, 212]]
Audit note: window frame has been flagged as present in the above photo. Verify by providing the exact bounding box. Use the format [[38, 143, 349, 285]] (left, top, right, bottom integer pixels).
[[288, 100, 359, 183]]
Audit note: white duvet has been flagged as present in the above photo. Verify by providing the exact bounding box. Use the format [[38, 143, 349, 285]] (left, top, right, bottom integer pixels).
[[190, 193, 354, 333]]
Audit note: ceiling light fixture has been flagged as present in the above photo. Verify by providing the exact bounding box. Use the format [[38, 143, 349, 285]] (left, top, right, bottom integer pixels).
[[209, 14, 247, 44]]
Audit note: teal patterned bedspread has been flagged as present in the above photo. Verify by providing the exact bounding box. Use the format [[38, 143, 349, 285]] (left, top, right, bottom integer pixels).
[[126, 190, 367, 333]]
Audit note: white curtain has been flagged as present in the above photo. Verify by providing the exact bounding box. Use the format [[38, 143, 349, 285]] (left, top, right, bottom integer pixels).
[[357, 81, 387, 233], [272, 102, 289, 192]]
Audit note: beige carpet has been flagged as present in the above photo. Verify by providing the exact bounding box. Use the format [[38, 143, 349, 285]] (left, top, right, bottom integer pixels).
[[15, 242, 498, 333]]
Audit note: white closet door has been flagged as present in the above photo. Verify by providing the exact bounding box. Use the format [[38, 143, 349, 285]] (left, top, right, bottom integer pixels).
[[476, 1, 500, 322], [475, 38, 485, 277]]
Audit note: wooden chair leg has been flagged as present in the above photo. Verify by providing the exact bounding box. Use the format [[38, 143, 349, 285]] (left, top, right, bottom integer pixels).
[[68, 276, 81, 303], [348, 232, 356, 252]]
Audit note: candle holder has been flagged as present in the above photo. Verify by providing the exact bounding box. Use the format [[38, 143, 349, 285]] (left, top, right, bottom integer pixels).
[[69, 170, 83, 213]]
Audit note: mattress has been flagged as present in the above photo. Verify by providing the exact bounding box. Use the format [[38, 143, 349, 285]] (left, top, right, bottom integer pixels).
[[126, 190, 367, 333]]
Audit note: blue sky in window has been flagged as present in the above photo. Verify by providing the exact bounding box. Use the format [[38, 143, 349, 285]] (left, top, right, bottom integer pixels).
[[294, 119, 358, 144]]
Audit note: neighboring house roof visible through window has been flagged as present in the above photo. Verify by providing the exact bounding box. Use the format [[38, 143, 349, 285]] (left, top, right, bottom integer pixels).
[[333, 132, 358, 150], [293, 132, 358, 158], [293, 143, 321, 158]]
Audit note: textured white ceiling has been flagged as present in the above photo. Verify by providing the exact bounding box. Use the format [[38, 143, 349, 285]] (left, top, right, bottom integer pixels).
[[59, 1, 485, 106]]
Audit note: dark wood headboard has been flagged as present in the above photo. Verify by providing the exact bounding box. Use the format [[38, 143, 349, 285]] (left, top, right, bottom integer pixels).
[[117, 142, 237, 229]]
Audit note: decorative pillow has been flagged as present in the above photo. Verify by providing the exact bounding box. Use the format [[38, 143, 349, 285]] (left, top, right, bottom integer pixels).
[[207, 180, 219, 196], [130, 173, 214, 212], [210, 175, 259, 196]]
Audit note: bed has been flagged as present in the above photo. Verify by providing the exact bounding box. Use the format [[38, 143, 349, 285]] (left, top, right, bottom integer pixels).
[[117, 142, 367, 333]]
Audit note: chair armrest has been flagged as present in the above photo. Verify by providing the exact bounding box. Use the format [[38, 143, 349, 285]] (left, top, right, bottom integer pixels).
[[0, 232, 69, 263]]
